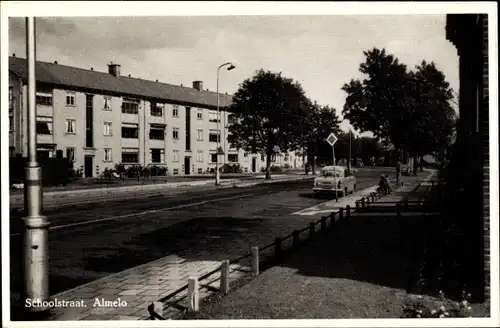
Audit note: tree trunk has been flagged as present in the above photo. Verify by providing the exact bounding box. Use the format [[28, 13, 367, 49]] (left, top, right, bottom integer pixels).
[[304, 151, 309, 175], [310, 153, 316, 175], [265, 152, 272, 180]]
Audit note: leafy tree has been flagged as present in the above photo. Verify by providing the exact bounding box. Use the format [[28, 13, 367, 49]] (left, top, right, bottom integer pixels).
[[227, 69, 311, 179], [298, 101, 341, 175], [342, 48, 411, 153], [406, 61, 457, 172], [342, 48, 457, 173], [358, 136, 384, 164]]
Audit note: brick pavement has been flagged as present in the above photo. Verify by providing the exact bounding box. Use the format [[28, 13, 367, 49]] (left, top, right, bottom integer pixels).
[[43, 172, 432, 321], [45, 192, 321, 320]]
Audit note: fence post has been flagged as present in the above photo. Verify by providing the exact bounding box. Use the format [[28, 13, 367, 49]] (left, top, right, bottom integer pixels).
[[346, 205, 351, 220], [361, 197, 366, 208], [309, 222, 315, 238], [292, 230, 300, 248], [321, 217, 327, 231], [330, 212, 336, 229], [220, 260, 230, 295], [339, 207, 344, 221], [251, 246, 259, 276], [274, 237, 282, 259], [188, 277, 199, 312], [372, 193, 376, 203], [149, 301, 163, 319]]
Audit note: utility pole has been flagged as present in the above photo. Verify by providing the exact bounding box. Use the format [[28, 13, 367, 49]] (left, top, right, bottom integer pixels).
[[23, 17, 51, 314], [348, 128, 352, 174]]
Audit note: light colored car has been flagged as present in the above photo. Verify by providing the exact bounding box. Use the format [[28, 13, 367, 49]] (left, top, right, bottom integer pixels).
[[313, 165, 357, 196]]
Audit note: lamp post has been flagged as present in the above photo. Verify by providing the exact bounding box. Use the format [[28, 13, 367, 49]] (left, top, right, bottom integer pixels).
[[23, 17, 51, 314], [215, 62, 235, 186], [348, 128, 352, 174]]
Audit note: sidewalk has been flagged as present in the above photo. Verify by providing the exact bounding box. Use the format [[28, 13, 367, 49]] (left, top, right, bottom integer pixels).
[[9, 174, 310, 208], [10, 171, 306, 195], [183, 173, 441, 319]]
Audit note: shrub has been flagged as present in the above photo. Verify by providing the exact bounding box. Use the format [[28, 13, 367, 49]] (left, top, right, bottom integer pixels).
[[68, 167, 83, 179], [114, 163, 126, 175], [222, 164, 243, 173], [149, 165, 167, 176], [402, 290, 473, 318], [101, 167, 115, 180], [124, 165, 142, 178], [270, 165, 282, 173], [260, 165, 282, 173]]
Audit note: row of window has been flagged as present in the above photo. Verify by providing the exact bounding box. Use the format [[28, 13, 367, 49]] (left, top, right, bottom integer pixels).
[[63, 146, 246, 165], [36, 117, 237, 143], [34, 88, 233, 121]]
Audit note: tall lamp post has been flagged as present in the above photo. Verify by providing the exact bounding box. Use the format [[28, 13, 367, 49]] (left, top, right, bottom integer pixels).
[[348, 128, 352, 174], [23, 17, 51, 314], [215, 62, 236, 186]]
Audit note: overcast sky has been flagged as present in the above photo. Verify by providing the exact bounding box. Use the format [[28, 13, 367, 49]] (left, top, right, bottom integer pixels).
[[8, 15, 459, 134]]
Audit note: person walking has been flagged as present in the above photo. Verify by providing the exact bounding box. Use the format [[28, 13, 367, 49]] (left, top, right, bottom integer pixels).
[[385, 174, 393, 193], [396, 159, 402, 186]]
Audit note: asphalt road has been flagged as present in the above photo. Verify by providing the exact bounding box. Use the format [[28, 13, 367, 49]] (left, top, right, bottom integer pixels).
[[9, 167, 395, 297]]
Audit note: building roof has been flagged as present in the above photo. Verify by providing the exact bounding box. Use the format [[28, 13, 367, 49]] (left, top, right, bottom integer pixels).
[[9, 56, 233, 109]]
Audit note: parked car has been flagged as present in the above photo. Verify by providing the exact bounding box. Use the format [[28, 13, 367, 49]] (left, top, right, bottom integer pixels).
[[312, 165, 357, 197]]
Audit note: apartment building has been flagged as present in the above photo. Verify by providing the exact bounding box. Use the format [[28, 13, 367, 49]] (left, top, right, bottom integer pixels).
[[8, 56, 304, 177]]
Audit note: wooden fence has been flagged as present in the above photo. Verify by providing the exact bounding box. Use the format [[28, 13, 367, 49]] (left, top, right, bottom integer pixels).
[[147, 179, 441, 320]]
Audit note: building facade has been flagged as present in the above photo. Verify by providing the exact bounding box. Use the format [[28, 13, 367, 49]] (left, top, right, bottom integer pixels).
[[8, 56, 304, 177], [446, 14, 490, 302]]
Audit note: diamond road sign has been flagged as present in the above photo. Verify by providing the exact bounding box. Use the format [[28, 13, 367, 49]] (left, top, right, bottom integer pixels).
[[326, 133, 338, 146]]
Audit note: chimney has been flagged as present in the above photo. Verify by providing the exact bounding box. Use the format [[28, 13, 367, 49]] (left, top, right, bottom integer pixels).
[[193, 81, 203, 91], [12, 53, 16, 57], [108, 62, 121, 78], [91, 67, 94, 71], [54, 61, 58, 64]]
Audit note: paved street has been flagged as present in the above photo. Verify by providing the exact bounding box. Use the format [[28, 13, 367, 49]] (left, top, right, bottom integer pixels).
[[10, 167, 396, 319], [8, 174, 305, 211]]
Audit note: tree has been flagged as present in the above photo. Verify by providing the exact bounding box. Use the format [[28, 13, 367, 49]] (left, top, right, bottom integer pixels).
[[299, 102, 341, 175], [405, 61, 457, 173], [342, 48, 411, 153], [342, 48, 457, 173], [227, 69, 311, 179]]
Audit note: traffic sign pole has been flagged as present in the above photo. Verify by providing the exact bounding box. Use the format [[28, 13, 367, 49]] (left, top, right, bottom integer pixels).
[[333, 144, 338, 202], [326, 132, 339, 202]]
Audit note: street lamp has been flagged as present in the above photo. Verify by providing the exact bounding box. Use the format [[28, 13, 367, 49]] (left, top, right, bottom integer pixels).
[[348, 128, 352, 173], [216, 62, 236, 186], [23, 17, 51, 314]]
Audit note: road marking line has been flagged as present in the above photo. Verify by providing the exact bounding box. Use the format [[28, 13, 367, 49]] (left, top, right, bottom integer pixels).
[[9, 193, 255, 237]]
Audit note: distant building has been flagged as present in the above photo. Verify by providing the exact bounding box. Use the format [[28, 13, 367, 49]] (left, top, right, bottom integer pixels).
[[8, 56, 303, 177]]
